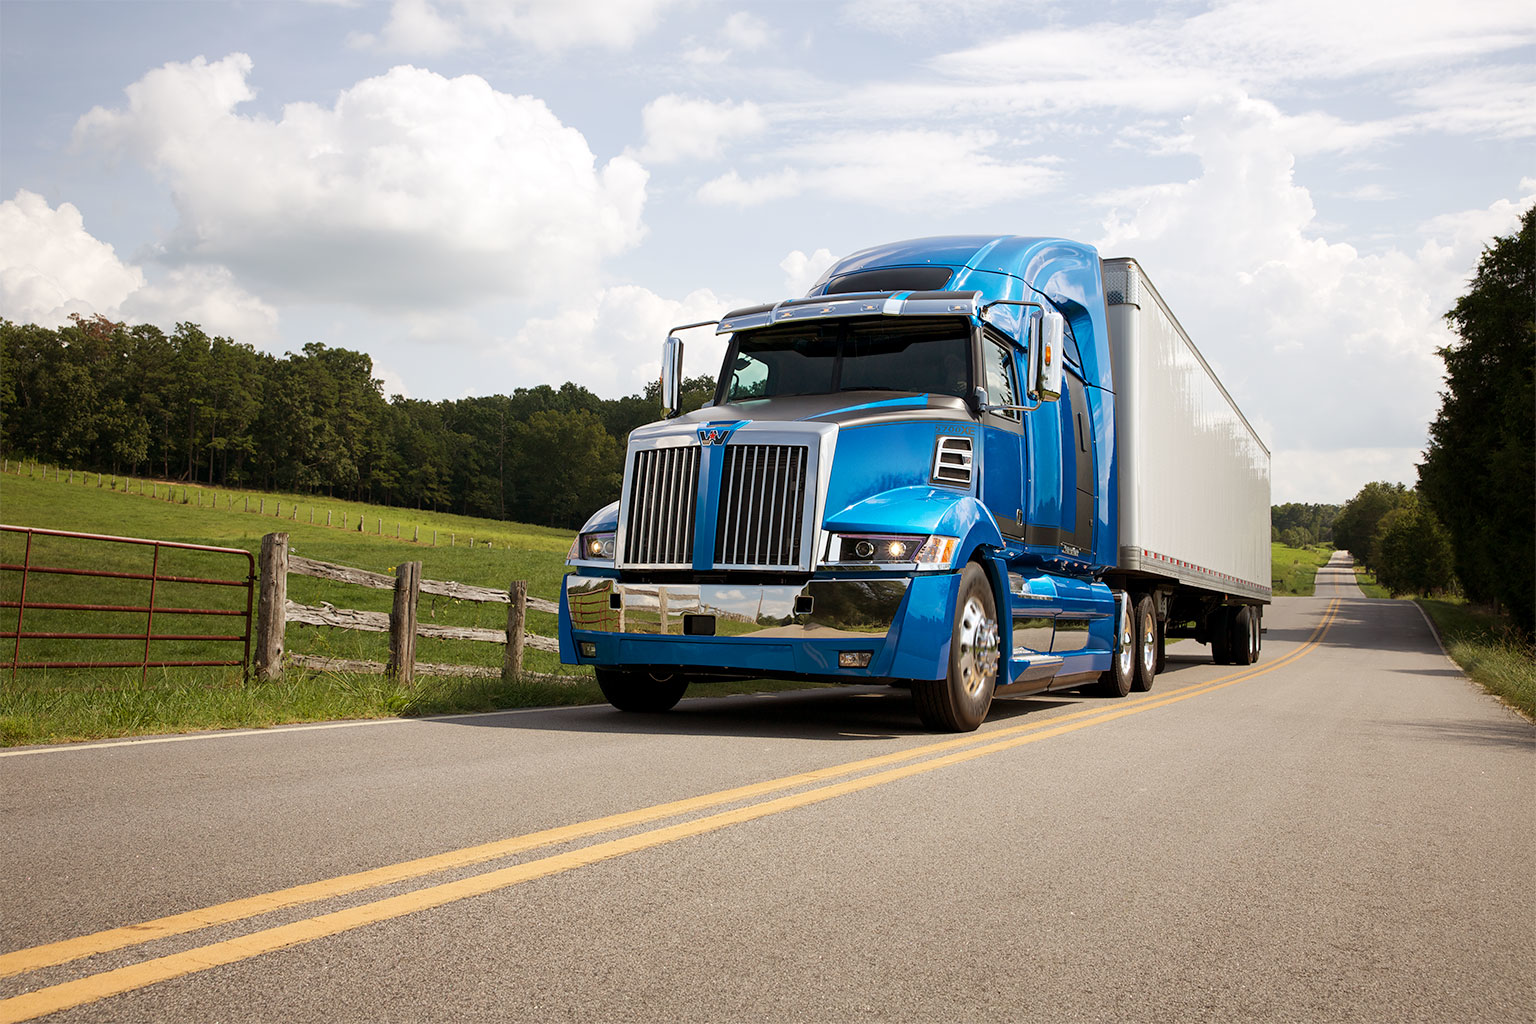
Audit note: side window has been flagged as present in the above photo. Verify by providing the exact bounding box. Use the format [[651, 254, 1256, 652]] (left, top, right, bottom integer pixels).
[[982, 336, 1019, 420]]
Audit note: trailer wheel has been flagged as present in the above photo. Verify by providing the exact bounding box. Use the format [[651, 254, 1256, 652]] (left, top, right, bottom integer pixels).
[[1251, 607, 1263, 663], [1132, 595, 1157, 692], [1094, 593, 1135, 697], [1209, 608, 1233, 665], [1228, 606, 1256, 666], [913, 563, 998, 732], [594, 668, 689, 713]]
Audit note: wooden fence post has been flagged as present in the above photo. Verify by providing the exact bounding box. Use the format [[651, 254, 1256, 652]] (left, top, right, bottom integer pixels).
[[504, 581, 527, 680], [255, 532, 289, 680], [387, 561, 422, 684]]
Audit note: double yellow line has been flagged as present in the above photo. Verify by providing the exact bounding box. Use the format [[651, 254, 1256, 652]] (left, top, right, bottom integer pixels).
[[0, 599, 1340, 1023]]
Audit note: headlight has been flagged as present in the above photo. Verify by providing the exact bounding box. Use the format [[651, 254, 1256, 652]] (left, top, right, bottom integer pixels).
[[569, 530, 616, 564], [827, 533, 958, 570]]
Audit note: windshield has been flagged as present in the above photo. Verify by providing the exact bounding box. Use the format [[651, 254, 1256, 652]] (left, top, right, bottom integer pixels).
[[723, 318, 972, 403]]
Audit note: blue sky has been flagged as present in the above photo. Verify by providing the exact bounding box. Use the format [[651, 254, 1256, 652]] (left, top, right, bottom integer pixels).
[[2, 0, 1531, 502]]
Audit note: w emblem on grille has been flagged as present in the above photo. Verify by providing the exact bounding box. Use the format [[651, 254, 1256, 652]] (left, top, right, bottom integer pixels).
[[696, 421, 745, 446]]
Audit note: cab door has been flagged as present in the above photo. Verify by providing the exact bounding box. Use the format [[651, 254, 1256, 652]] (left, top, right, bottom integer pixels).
[[978, 329, 1026, 540]]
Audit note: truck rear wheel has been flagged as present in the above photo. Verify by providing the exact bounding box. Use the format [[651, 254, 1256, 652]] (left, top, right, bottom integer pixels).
[[1131, 595, 1157, 692], [594, 668, 689, 713], [1229, 606, 1257, 666], [913, 563, 998, 732]]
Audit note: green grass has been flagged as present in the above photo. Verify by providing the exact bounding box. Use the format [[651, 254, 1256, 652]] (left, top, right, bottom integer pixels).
[[1351, 565, 1394, 599], [0, 468, 822, 745], [1415, 598, 1535, 720], [1271, 541, 1334, 596]]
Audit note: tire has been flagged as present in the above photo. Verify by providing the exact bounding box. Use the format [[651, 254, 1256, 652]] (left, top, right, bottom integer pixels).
[[1249, 606, 1263, 663], [1094, 592, 1134, 697], [1131, 595, 1157, 693], [1209, 607, 1232, 665], [913, 563, 999, 732], [594, 667, 689, 713], [1228, 606, 1256, 666]]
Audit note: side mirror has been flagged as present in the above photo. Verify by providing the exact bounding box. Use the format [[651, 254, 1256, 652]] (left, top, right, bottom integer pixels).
[[660, 335, 683, 418], [1036, 312, 1064, 402]]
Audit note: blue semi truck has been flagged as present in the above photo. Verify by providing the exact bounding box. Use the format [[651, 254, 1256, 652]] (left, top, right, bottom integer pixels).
[[559, 236, 1271, 731]]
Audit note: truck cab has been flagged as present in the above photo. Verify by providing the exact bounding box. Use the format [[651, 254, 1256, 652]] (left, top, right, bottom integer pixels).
[[560, 236, 1141, 730]]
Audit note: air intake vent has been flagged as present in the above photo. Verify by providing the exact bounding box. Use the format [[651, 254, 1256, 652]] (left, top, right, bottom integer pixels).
[[932, 435, 973, 486], [714, 445, 809, 569], [622, 446, 700, 567]]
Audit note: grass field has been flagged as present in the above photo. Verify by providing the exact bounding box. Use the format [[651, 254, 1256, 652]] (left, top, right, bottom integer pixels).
[[0, 468, 819, 745], [1415, 599, 1534, 720], [1270, 541, 1334, 596]]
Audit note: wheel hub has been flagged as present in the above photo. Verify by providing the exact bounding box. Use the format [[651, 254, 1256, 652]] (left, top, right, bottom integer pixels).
[[957, 597, 999, 696]]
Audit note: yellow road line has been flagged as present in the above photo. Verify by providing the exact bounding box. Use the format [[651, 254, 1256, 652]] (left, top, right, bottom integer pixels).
[[0, 600, 1338, 1023]]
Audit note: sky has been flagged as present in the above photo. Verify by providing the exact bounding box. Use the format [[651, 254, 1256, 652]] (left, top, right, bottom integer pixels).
[[1, 0, 1532, 504]]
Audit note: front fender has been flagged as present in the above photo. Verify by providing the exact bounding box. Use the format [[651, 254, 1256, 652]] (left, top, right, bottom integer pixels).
[[824, 487, 1004, 567]]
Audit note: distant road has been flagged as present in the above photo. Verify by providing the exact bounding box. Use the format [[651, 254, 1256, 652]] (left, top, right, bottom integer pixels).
[[2, 559, 1532, 1023]]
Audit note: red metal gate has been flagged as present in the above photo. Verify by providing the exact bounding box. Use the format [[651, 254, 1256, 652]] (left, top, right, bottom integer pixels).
[[0, 525, 256, 680]]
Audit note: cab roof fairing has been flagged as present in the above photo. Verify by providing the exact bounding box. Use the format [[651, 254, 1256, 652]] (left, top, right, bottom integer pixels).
[[802, 235, 1113, 385]]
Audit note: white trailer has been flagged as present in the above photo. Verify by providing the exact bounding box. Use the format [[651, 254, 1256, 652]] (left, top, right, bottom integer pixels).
[[1101, 257, 1271, 662]]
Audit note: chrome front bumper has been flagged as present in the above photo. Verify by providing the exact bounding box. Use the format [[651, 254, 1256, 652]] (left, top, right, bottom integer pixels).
[[564, 577, 910, 639]]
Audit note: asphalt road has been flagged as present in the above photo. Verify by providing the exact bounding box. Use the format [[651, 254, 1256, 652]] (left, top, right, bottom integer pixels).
[[2, 554, 1532, 1023]]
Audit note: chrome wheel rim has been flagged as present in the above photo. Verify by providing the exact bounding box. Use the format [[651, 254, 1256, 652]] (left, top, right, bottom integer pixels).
[[957, 596, 999, 697], [1139, 614, 1156, 675], [1116, 612, 1134, 678]]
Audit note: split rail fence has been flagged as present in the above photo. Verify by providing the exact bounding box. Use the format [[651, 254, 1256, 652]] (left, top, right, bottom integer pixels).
[[254, 532, 568, 684]]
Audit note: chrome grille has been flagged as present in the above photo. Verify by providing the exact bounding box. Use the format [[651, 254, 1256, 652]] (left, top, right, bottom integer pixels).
[[715, 445, 808, 568], [622, 446, 700, 567]]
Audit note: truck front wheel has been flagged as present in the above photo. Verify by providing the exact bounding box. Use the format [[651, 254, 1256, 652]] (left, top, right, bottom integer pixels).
[[1094, 593, 1135, 697], [913, 563, 998, 732], [594, 668, 689, 713]]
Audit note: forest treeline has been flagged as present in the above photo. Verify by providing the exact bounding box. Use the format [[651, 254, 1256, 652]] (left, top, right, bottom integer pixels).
[[0, 315, 714, 529]]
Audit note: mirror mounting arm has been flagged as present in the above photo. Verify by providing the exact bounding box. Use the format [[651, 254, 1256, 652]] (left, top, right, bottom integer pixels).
[[660, 319, 720, 419]]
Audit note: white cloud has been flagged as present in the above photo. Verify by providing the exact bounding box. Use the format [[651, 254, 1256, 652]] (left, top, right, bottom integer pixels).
[[499, 285, 734, 398], [0, 189, 275, 340], [699, 129, 1055, 208], [350, 0, 465, 55], [904, 1, 1536, 146], [351, 0, 691, 54], [0, 190, 144, 326], [631, 95, 768, 164], [779, 248, 834, 295], [697, 168, 803, 206], [721, 11, 773, 51], [1272, 448, 1426, 504], [74, 55, 648, 310], [122, 265, 279, 343], [1090, 92, 1532, 501]]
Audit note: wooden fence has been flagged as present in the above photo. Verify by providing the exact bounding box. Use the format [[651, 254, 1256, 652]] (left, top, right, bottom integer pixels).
[[253, 532, 567, 684]]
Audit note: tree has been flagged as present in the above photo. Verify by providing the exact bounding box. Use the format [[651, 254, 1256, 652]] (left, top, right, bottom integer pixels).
[[1333, 481, 1410, 569], [1373, 494, 1456, 597], [1419, 204, 1535, 633]]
